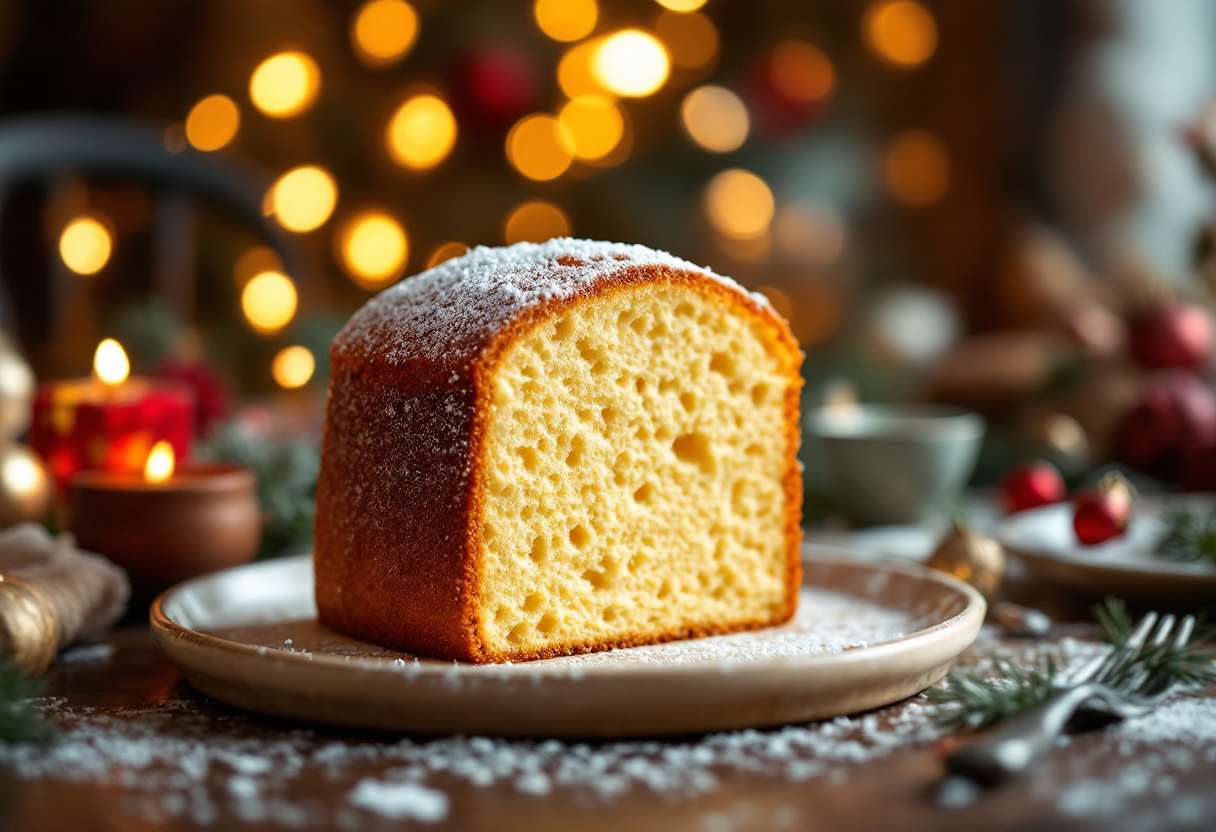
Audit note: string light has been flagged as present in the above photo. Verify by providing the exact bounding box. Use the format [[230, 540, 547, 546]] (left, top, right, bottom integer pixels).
[[272, 346, 316, 389], [185, 94, 240, 151], [681, 86, 748, 153], [654, 0, 707, 11], [885, 130, 950, 205], [93, 339, 130, 386], [558, 96, 623, 161], [351, 0, 419, 67], [270, 165, 337, 232], [534, 0, 597, 42], [505, 201, 571, 244], [592, 30, 670, 97], [386, 94, 457, 170], [241, 271, 298, 334], [655, 10, 718, 68], [249, 51, 320, 118], [863, 0, 937, 69], [769, 40, 835, 103], [338, 211, 409, 289], [558, 40, 608, 99], [59, 216, 113, 275], [507, 114, 575, 181], [143, 441, 175, 484], [233, 246, 283, 287], [704, 169, 774, 240], [427, 242, 469, 269]]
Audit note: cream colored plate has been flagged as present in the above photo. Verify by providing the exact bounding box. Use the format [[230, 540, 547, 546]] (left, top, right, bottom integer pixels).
[[151, 550, 984, 738], [998, 498, 1216, 602]]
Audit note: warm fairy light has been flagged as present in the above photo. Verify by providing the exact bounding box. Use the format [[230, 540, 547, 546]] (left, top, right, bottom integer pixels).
[[241, 271, 298, 334], [1, 449, 43, 499], [507, 114, 575, 181], [185, 94, 241, 152], [885, 130, 950, 205], [558, 95, 623, 161], [339, 211, 409, 289], [558, 40, 608, 99], [233, 246, 283, 287], [681, 86, 749, 153], [654, 0, 707, 11], [93, 339, 130, 387], [593, 30, 670, 98], [351, 0, 419, 67], [534, 0, 597, 42], [863, 0, 938, 69], [59, 216, 112, 275], [143, 441, 175, 484], [270, 165, 337, 232], [704, 169, 774, 240], [249, 51, 320, 118], [655, 10, 718, 69], [770, 40, 835, 103], [386, 94, 457, 170], [427, 241, 468, 269], [271, 346, 316, 389], [505, 201, 571, 245]]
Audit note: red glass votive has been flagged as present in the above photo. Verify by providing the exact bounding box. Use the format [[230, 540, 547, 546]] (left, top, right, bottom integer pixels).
[[29, 378, 194, 494]]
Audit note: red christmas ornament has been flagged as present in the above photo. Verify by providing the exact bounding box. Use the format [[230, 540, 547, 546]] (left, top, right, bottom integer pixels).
[[1115, 370, 1216, 481], [999, 460, 1066, 513], [1129, 302, 1213, 370], [1072, 473, 1133, 546], [456, 44, 538, 125]]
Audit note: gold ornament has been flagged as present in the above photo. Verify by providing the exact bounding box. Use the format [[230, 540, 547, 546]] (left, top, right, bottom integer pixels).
[[0, 335, 34, 439], [0, 442, 52, 527], [925, 520, 1006, 601]]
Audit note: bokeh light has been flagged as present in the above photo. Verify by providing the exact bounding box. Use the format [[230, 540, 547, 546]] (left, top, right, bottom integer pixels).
[[863, 1, 938, 69], [338, 211, 409, 289], [756, 285, 794, 322], [769, 40, 835, 104], [184, 94, 240, 151], [593, 30, 670, 97], [351, 0, 419, 67], [272, 346, 316, 389], [774, 201, 846, 265], [241, 271, 298, 334], [681, 86, 749, 153], [558, 40, 608, 99], [655, 10, 718, 68], [655, 0, 707, 11], [534, 0, 597, 42], [270, 165, 338, 232], [386, 94, 457, 170], [143, 441, 175, 484], [249, 51, 320, 118], [233, 246, 283, 287], [427, 241, 469, 269], [704, 169, 774, 240], [507, 114, 575, 181], [505, 201, 571, 244], [93, 339, 129, 386], [59, 216, 112, 275], [558, 96, 624, 161], [885, 130, 950, 206]]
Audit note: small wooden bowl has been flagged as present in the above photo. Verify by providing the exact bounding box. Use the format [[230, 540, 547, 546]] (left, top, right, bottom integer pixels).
[[68, 463, 262, 598]]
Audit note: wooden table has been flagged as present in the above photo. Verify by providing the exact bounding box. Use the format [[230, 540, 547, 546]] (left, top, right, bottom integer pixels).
[[2, 575, 1215, 831]]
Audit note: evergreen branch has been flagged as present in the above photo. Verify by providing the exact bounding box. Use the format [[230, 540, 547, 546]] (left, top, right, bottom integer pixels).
[[0, 659, 54, 747], [926, 659, 1056, 730], [1156, 503, 1216, 567]]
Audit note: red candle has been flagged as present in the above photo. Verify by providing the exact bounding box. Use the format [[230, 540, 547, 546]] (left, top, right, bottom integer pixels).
[[29, 339, 194, 494]]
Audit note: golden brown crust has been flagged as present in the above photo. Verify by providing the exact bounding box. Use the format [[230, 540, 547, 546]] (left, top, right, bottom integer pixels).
[[314, 242, 803, 663]]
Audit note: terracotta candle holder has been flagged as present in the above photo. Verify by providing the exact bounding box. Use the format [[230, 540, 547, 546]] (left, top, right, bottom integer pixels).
[[67, 462, 262, 598]]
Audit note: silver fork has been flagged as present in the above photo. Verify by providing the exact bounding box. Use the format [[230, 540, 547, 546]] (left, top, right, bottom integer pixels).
[[946, 611, 1195, 784]]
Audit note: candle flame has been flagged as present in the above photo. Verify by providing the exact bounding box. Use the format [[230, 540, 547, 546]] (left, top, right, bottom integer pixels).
[[94, 339, 130, 386], [144, 441, 175, 484]]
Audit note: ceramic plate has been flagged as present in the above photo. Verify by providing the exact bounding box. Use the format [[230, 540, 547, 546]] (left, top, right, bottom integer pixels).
[[151, 550, 984, 738], [998, 497, 1216, 602]]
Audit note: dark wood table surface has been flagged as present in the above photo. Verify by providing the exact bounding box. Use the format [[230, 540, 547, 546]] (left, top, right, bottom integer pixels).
[[2, 565, 1214, 832]]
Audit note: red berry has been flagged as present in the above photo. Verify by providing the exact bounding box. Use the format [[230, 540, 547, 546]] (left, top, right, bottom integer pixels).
[[1129, 302, 1214, 370], [1072, 474, 1133, 546], [1000, 460, 1066, 513]]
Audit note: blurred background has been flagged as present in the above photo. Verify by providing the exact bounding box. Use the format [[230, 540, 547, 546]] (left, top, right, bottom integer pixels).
[[4, 0, 1216, 552]]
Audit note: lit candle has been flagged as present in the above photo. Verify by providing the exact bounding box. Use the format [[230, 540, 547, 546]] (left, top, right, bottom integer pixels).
[[29, 339, 194, 494]]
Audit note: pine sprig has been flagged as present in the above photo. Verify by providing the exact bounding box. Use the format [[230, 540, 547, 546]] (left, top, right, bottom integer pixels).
[[1091, 597, 1216, 690], [1156, 502, 1216, 567], [927, 659, 1057, 730], [0, 659, 54, 747]]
